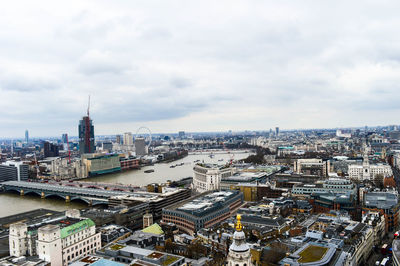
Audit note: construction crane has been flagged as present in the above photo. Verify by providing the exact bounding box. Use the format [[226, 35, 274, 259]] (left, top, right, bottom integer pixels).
[[33, 152, 39, 179], [66, 134, 71, 164]]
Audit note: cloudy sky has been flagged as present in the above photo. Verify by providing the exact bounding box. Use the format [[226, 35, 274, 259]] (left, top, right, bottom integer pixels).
[[1, 0, 400, 138]]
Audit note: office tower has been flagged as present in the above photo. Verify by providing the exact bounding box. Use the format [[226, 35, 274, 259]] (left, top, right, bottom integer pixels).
[[78, 116, 95, 155], [0, 161, 28, 182], [61, 133, 68, 144], [123, 132, 133, 146], [116, 134, 122, 145], [43, 141, 59, 157], [275, 127, 280, 136], [135, 137, 147, 156], [102, 141, 113, 152], [24, 130, 29, 144], [178, 131, 185, 139]]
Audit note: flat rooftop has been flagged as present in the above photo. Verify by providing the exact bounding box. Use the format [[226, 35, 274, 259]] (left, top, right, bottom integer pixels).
[[170, 190, 240, 217], [0, 208, 62, 229], [365, 192, 398, 209]]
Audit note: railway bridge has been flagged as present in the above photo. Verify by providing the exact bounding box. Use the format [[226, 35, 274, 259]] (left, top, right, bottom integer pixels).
[[0, 181, 135, 206]]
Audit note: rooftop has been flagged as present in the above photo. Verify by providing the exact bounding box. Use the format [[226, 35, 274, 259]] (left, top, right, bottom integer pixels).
[[175, 191, 239, 217], [365, 191, 398, 209], [298, 245, 328, 263], [142, 223, 164, 235]]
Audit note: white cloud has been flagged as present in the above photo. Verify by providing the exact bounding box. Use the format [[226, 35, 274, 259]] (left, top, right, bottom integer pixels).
[[0, 0, 400, 137]]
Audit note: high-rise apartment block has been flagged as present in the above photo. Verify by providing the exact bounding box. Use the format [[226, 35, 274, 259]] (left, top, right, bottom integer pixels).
[[79, 116, 95, 155], [116, 134, 122, 145], [123, 132, 133, 146], [24, 130, 29, 144], [62, 133, 68, 143]]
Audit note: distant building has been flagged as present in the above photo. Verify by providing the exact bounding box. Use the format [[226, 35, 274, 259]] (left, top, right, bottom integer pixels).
[[291, 178, 357, 198], [82, 153, 121, 176], [116, 134, 122, 145], [309, 192, 357, 218], [294, 158, 330, 177], [192, 163, 234, 193], [362, 211, 385, 246], [123, 132, 133, 146], [102, 141, 113, 152], [62, 133, 68, 144], [135, 137, 147, 156], [79, 116, 95, 154], [275, 127, 279, 136], [178, 131, 185, 139], [43, 141, 59, 157], [97, 243, 185, 265], [99, 224, 131, 244], [143, 213, 153, 229], [0, 161, 28, 182], [120, 157, 140, 171], [389, 131, 400, 140], [228, 182, 288, 201], [24, 130, 29, 144], [336, 129, 351, 138], [348, 147, 392, 180], [109, 188, 191, 219], [394, 239, 400, 266], [363, 190, 400, 232]]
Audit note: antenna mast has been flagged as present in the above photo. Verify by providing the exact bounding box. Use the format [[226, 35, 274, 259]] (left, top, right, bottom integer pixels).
[[87, 95, 91, 117], [85, 95, 91, 153]]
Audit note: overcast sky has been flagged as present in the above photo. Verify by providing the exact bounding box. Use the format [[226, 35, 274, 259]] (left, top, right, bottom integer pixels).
[[1, 0, 400, 138]]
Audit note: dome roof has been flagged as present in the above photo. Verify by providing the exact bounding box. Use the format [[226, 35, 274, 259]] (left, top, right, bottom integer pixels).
[[230, 240, 249, 252]]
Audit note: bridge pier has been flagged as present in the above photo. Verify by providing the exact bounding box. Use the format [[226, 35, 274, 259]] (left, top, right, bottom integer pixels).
[[41, 192, 45, 199], [65, 195, 70, 203], [20, 190, 24, 196]]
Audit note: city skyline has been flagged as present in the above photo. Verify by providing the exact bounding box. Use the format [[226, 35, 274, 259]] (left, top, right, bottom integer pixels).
[[1, 1, 400, 137], [2, 123, 400, 140]]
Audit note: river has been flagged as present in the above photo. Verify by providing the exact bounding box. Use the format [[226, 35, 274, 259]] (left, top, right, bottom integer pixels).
[[0, 151, 251, 217]]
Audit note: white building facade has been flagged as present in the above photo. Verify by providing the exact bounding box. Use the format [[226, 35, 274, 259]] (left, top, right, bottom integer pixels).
[[9, 210, 101, 266], [192, 164, 234, 193], [349, 144, 393, 181]]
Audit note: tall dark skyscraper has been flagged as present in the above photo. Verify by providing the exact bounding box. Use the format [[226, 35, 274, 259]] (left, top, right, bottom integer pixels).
[[62, 133, 68, 143], [79, 116, 95, 154], [43, 141, 59, 157], [25, 130, 29, 144]]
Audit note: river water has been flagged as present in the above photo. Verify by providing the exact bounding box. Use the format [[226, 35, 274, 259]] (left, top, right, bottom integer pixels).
[[0, 151, 251, 217]]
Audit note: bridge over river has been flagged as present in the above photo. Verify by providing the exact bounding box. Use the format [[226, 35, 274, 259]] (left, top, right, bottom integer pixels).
[[0, 181, 146, 206]]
